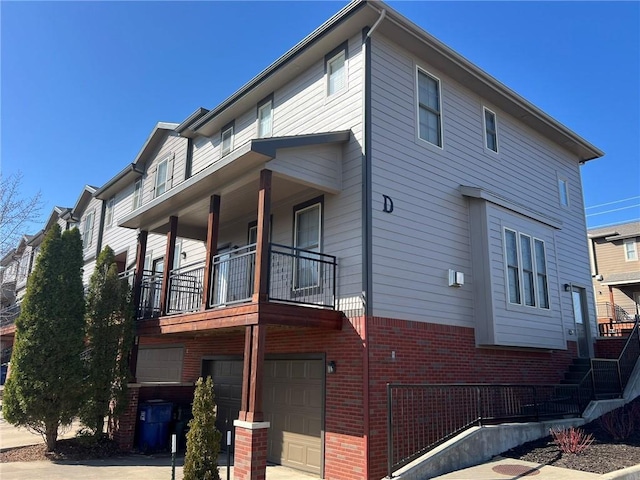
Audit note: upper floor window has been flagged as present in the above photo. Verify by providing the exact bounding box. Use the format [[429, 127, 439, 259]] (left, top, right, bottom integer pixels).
[[133, 178, 143, 210], [417, 68, 442, 147], [221, 123, 234, 157], [257, 97, 273, 138], [83, 211, 95, 249], [483, 107, 498, 153], [155, 159, 168, 198], [326, 46, 347, 96], [105, 196, 115, 227], [558, 178, 569, 207], [504, 228, 549, 309], [624, 238, 638, 261]]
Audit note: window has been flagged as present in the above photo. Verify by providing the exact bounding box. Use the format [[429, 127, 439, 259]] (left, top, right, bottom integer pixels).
[[483, 107, 498, 153], [105, 196, 115, 227], [133, 178, 143, 209], [221, 124, 234, 157], [624, 238, 638, 261], [294, 199, 322, 289], [257, 98, 273, 138], [504, 228, 549, 309], [83, 211, 95, 249], [155, 159, 168, 198], [326, 47, 346, 96], [417, 69, 442, 147], [558, 178, 569, 207]]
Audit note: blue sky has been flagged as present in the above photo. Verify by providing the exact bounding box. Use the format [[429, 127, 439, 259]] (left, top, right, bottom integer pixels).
[[2, 1, 639, 231]]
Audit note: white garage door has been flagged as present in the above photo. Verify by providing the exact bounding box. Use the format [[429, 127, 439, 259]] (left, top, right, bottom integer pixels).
[[137, 347, 183, 382]]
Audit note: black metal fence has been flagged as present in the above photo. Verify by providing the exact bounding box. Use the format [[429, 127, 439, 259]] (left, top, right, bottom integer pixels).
[[209, 245, 256, 308], [268, 243, 336, 309], [386, 383, 588, 477], [138, 270, 162, 320], [0, 304, 20, 327]]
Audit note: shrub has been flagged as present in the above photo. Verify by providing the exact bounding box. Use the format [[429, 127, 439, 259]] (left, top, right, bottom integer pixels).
[[183, 376, 221, 480], [550, 426, 594, 454], [598, 401, 640, 441]]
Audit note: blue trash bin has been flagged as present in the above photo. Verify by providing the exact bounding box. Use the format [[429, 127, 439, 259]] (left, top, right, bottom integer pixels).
[[138, 401, 173, 453]]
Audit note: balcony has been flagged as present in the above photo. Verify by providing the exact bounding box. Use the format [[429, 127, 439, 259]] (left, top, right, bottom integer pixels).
[[134, 243, 340, 335]]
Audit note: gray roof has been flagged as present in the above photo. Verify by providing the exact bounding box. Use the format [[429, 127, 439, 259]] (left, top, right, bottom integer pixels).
[[588, 221, 640, 240], [602, 271, 640, 286]]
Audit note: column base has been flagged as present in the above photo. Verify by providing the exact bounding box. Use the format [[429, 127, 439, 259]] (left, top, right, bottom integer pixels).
[[233, 420, 270, 480]]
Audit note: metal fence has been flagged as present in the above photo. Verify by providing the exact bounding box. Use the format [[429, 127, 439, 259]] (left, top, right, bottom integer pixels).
[[167, 261, 205, 314], [137, 270, 162, 320], [268, 243, 336, 309], [0, 304, 20, 327], [209, 245, 257, 308], [386, 383, 588, 477]]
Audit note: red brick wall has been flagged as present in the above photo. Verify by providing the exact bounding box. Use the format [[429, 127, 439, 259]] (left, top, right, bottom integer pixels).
[[594, 338, 627, 359], [136, 315, 576, 479], [365, 316, 576, 479], [234, 425, 269, 480], [111, 385, 140, 452]]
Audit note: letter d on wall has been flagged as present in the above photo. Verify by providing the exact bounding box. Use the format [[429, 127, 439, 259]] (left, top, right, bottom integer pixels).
[[382, 194, 394, 213]]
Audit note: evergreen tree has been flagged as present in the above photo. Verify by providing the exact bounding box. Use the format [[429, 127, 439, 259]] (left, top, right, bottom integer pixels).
[[3, 225, 85, 451], [184, 376, 221, 480], [80, 246, 134, 437]]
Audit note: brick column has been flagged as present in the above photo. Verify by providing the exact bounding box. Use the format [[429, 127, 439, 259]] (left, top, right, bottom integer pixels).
[[233, 420, 270, 480], [110, 383, 141, 452]]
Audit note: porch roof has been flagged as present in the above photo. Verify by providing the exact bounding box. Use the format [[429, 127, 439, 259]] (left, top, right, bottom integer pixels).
[[117, 131, 350, 237], [601, 272, 640, 286]]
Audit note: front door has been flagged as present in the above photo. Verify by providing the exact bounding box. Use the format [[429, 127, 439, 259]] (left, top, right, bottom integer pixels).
[[571, 285, 592, 358]]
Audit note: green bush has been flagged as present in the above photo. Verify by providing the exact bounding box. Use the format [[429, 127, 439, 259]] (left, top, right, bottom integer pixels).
[[183, 376, 221, 480]]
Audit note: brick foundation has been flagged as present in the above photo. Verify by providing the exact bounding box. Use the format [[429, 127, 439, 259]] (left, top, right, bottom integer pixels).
[[233, 421, 269, 480], [110, 384, 140, 452], [595, 337, 628, 359], [132, 315, 577, 479]]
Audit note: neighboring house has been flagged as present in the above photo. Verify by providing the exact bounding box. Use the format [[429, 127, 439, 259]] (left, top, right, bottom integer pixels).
[[588, 221, 640, 335], [1, 2, 605, 479]]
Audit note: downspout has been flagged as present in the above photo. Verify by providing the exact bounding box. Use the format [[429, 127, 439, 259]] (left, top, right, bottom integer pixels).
[[361, 8, 385, 479]]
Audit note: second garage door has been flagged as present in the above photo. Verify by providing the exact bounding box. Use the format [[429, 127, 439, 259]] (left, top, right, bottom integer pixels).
[[207, 357, 323, 476]]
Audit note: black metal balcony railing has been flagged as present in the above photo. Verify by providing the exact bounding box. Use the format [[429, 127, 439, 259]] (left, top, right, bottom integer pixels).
[[167, 261, 205, 314], [386, 383, 588, 477], [138, 270, 162, 320], [210, 244, 257, 308], [596, 302, 633, 322]]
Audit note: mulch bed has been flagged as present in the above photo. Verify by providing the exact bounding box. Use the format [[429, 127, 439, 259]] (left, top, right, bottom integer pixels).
[[0, 436, 121, 463], [501, 397, 640, 474]]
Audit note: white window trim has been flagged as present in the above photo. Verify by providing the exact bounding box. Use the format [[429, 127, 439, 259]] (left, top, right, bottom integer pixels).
[[558, 177, 570, 208], [624, 238, 638, 262], [221, 125, 234, 157], [326, 50, 347, 97], [105, 196, 115, 228], [257, 100, 273, 138], [133, 178, 143, 210], [416, 66, 444, 150], [503, 227, 550, 310], [83, 210, 95, 249], [482, 106, 499, 154], [154, 159, 168, 198]]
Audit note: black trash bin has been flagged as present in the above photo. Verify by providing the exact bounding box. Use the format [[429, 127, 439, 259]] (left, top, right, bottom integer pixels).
[[138, 401, 173, 453]]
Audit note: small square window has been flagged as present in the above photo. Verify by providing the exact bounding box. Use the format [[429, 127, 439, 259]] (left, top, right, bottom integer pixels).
[[326, 49, 346, 96], [483, 107, 498, 153], [221, 124, 234, 157]]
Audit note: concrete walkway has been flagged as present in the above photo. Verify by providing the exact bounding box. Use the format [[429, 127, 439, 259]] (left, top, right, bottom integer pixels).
[[0, 416, 315, 480], [431, 456, 600, 479]]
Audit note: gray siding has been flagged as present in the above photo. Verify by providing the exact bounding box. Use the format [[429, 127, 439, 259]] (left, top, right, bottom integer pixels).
[[369, 35, 595, 346]]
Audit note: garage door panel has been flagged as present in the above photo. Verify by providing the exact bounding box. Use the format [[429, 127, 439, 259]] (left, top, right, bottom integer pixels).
[[137, 347, 183, 383]]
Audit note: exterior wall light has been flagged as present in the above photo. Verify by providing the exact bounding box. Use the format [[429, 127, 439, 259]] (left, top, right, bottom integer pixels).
[[327, 361, 336, 374]]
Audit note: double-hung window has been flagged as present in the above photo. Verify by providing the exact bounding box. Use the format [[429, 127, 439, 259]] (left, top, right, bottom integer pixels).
[[326, 45, 347, 96], [221, 123, 234, 157], [504, 228, 549, 309], [83, 211, 95, 249], [294, 199, 322, 290], [417, 69, 442, 147], [257, 98, 273, 138], [105, 196, 115, 227], [155, 159, 168, 198], [133, 178, 143, 209], [624, 238, 638, 261], [483, 107, 498, 153]]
